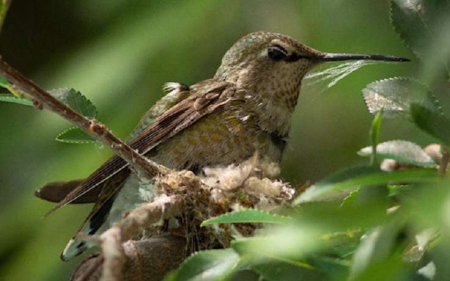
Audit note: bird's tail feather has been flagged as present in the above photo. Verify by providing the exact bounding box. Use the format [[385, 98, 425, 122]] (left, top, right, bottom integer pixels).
[[61, 194, 116, 261]]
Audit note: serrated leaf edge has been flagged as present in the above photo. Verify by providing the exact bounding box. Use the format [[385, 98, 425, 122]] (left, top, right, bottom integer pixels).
[[389, 0, 429, 59], [55, 127, 97, 144], [201, 208, 291, 226], [362, 76, 443, 116]]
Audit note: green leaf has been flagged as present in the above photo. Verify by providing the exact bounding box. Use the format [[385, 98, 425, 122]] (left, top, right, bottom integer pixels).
[[4, 84, 34, 101], [49, 88, 97, 119], [0, 94, 33, 106], [308, 256, 350, 281], [164, 249, 240, 281], [0, 74, 8, 88], [370, 111, 383, 166], [340, 189, 359, 207], [358, 140, 437, 168], [362, 77, 441, 118], [349, 218, 406, 280], [47, 89, 98, 144], [0, 0, 11, 32], [387, 184, 411, 197], [390, 0, 450, 61], [350, 255, 410, 281], [411, 103, 450, 148], [201, 209, 291, 227], [231, 226, 324, 262], [418, 17, 450, 84], [404, 180, 450, 231], [55, 127, 97, 144], [312, 165, 379, 186], [294, 167, 439, 204], [295, 202, 385, 235], [252, 260, 327, 281]]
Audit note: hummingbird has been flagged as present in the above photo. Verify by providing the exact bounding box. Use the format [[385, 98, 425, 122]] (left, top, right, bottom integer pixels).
[[35, 31, 409, 261]]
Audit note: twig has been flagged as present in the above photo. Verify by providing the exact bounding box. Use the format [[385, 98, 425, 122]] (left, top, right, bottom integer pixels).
[[100, 228, 125, 281], [439, 148, 449, 175], [0, 58, 163, 181], [99, 194, 185, 281], [0, 58, 185, 280]]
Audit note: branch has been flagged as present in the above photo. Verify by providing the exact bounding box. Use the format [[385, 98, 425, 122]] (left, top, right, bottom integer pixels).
[[0, 58, 294, 280], [0, 58, 187, 280], [0, 58, 165, 181]]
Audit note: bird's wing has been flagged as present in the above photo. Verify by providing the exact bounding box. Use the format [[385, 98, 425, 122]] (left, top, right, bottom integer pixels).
[[35, 179, 98, 204], [126, 82, 191, 142], [35, 83, 191, 205], [47, 80, 235, 215], [60, 168, 130, 261]]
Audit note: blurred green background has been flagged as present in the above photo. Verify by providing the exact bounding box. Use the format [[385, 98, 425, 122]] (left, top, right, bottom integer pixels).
[[0, 1, 428, 280]]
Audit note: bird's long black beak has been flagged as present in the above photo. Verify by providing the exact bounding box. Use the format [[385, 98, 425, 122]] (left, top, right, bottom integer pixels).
[[321, 53, 410, 62]]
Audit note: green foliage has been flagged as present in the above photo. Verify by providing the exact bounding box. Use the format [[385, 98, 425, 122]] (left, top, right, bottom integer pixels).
[[362, 77, 441, 119], [0, 84, 99, 144], [295, 167, 439, 204], [0, 0, 10, 32], [251, 260, 327, 281], [48, 88, 97, 119], [369, 111, 383, 166], [0, 86, 99, 144], [0, 74, 8, 87], [390, 0, 450, 71], [390, 0, 450, 81], [169, 1, 450, 280], [2, 1, 450, 281], [164, 249, 240, 281], [411, 104, 450, 149], [0, 93, 33, 106], [201, 209, 292, 226], [55, 127, 97, 144]]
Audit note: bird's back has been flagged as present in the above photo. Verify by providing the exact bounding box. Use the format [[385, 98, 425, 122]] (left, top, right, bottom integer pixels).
[[149, 79, 286, 172]]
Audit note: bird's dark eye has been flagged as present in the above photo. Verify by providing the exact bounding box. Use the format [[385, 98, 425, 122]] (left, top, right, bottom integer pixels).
[[268, 45, 288, 61]]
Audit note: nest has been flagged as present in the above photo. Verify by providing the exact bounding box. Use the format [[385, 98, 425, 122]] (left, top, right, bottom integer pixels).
[[71, 155, 295, 281]]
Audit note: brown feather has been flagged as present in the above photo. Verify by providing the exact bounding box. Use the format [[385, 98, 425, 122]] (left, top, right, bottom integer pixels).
[[46, 82, 235, 216], [35, 179, 99, 204]]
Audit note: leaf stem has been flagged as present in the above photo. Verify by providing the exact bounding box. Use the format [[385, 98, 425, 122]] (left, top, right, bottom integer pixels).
[[370, 111, 383, 167], [439, 148, 449, 175]]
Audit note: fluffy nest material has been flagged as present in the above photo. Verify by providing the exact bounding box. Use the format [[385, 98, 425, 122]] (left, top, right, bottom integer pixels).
[[150, 154, 295, 252]]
